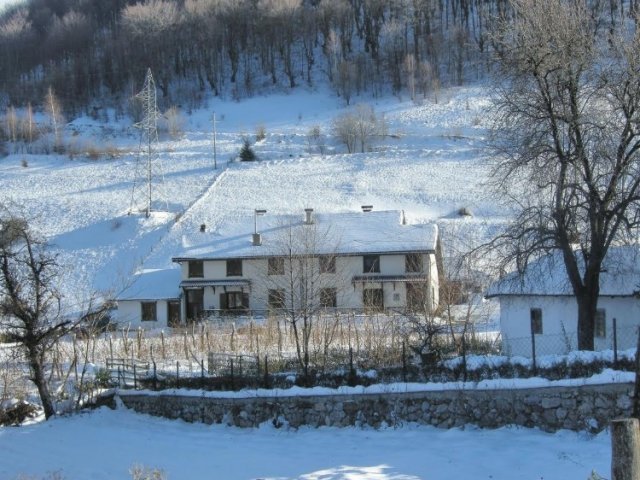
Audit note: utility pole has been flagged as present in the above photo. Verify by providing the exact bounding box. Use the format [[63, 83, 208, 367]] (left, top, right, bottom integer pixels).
[[213, 111, 218, 170]]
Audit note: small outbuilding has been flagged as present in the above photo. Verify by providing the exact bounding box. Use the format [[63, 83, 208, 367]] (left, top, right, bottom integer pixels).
[[486, 246, 640, 357]]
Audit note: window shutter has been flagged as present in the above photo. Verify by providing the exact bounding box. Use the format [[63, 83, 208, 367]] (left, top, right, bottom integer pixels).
[[220, 293, 228, 310], [242, 293, 250, 309]]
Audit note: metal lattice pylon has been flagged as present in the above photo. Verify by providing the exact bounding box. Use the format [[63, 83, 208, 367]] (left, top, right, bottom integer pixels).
[[129, 68, 167, 217]]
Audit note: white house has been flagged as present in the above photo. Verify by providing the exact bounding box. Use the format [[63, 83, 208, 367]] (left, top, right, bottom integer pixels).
[[486, 246, 640, 357], [117, 209, 442, 327]]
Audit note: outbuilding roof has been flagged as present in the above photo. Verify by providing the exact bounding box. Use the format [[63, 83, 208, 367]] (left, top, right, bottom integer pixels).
[[486, 245, 640, 298]]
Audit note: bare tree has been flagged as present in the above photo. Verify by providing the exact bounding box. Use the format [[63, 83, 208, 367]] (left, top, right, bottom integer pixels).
[[488, 0, 640, 350], [0, 208, 106, 419], [259, 218, 346, 384], [44, 86, 64, 151], [332, 104, 387, 153]]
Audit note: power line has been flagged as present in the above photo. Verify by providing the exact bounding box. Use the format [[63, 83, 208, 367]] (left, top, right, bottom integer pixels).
[[128, 68, 167, 218]]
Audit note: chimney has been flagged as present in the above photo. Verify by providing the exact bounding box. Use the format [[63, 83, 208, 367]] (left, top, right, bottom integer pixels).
[[253, 208, 267, 246], [361, 205, 373, 213], [304, 208, 314, 224]]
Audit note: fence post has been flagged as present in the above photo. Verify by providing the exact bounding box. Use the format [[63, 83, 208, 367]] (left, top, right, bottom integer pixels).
[[348, 346, 356, 386], [461, 333, 468, 382], [230, 358, 235, 390], [611, 418, 640, 480], [153, 360, 157, 391], [201, 359, 205, 390], [133, 363, 137, 390], [401, 341, 407, 383], [613, 317, 618, 369], [176, 361, 180, 389], [263, 354, 269, 388], [530, 327, 537, 375]]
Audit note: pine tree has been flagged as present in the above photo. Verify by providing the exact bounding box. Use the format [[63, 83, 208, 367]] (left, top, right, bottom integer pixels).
[[239, 138, 256, 161]]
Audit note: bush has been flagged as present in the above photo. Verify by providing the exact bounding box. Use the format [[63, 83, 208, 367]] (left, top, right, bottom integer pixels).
[[255, 124, 266, 142], [239, 138, 257, 161], [129, 465, 166, 480]]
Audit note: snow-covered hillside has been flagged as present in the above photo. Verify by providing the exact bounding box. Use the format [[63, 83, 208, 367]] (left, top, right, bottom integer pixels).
[[0, 85, 503, 312]]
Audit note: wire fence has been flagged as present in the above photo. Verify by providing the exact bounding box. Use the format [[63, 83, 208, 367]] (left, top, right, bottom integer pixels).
[[502, 322, 638, 372], [3, 311, 636, 398]]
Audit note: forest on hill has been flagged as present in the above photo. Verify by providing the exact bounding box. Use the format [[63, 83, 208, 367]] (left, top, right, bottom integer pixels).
[[0, 0, 511, 117]]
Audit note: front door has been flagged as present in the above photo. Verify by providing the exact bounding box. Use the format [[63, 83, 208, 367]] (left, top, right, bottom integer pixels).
[[186, 288, 204, 323], [167, 300, 181, 327]]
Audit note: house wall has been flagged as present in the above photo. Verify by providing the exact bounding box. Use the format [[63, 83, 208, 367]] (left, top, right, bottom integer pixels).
[[189, 252, 439, 316], [116, 299, 169, 328], [120, 252, 439, 327], [500, 295, 640, 357]]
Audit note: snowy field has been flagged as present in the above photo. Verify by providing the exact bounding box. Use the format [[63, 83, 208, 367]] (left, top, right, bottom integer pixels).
[[0, 85, 501, 313], [0, 406, 609, 480]]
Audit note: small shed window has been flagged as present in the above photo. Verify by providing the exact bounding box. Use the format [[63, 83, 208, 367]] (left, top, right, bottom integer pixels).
[[595, 309, 606, 338], [141, 302, 157, 322], [530, 308, 542, 334]]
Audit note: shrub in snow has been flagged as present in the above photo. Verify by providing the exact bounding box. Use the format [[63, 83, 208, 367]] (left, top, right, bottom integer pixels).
[[129, 464, 166, 480], [239, 138, 257, 161]]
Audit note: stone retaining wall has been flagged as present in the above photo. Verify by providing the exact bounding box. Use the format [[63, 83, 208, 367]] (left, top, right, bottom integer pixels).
[[109, 383, 633, 432]]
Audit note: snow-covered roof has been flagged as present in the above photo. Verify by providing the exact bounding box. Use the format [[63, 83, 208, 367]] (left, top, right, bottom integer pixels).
[[172, 210, 438, 261], [118, 268, 181, 301], [486, 245, 640, 298]]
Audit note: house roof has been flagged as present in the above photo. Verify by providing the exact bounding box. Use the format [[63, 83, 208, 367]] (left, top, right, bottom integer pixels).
[[486, 245, 640, 298], [117, 268, 182, 301], [172, 210, 438, 262]]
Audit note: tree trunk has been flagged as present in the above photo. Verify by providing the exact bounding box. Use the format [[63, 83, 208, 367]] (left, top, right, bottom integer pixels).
[[28, 348, 56, 419], [576, 292, 597, 351], [611, 418, 640, 480]]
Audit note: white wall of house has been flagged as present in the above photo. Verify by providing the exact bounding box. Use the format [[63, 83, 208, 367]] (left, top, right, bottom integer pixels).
[[500, 295, 640, 357], [121, 251, 440, 326], [116, 299, 169, 328], [182, 252, 439, 315]]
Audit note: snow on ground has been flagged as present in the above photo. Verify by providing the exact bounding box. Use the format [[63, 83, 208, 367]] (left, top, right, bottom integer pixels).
[[0, 406, 608, 480]]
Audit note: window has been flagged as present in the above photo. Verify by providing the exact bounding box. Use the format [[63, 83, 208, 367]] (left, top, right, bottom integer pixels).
[[363, 288, 384, 311], [320, 288, 337, 308], [220, 291, 249, 311], [188, 260, 203, 278], [268, 289, 286, 309], [530, 308, 543, 334], [268, 257, 285, 275], [141, 302, 157, 322], [363, 255, 380, 273], [405, 253, 423, 273], [319, 256, 336, 274], [186, 288, 204, 321], [595, 309, 606, 338], [406, 283, 426, 311], [167, 301, 181, 327], [226, 259, 242, 276]]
